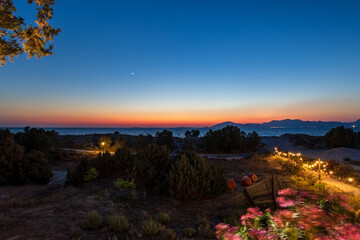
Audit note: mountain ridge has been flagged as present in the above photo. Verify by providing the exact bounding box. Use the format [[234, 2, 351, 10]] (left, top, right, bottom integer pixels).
[[211, 119, 360, 130]]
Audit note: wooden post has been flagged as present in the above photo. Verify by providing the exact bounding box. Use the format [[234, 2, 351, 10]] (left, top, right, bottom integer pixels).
[[244, 188, 255, 207], [271, 175, 278, 210]]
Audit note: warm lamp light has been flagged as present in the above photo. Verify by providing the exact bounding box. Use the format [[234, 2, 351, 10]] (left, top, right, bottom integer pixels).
[[101, 142, 105, 146], [348, 178, 353, 182]]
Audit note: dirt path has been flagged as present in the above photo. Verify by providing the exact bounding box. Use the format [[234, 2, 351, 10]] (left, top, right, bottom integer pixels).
[[323, 177, 360, 196]]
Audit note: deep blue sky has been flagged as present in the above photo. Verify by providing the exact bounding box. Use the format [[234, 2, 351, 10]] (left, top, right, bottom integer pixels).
[[1, 0, 360, 127]]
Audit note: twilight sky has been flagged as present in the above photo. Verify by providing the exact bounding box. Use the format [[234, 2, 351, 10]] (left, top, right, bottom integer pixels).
[[1, 0, 360, 127]]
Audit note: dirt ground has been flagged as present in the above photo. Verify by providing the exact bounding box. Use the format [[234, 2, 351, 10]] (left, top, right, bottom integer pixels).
[[0, 154, 290, 240]]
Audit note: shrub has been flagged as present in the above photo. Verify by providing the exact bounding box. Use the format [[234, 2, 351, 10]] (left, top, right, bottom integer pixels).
[[113, 178, 136, 190], [156, 129, 174, 150], [66, 157, 92, 185], [183, 227, 196, 238], [14, 126, 58, 153], [161, 228, 176, 240], [84, 167, 99, 182], [197, 224, 214, 238], [196, 216, 210, 227], [108, 215, 129, 232], [156, 212, 171, 225], [82, 211, 103, 230], [23, 150, 53, 184], [113, 147, 134, 169], [141, 218, 161, 236], [134, 143, 171, 192], [136, 134, 154, 149], [0, 129, 52, 185], [168, 152, 227, 200], [182, 138, 194, 152], [325, 126, 356, 149]]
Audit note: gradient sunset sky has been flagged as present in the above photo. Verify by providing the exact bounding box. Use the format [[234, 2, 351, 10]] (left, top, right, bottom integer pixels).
[[1, 0, 360, 127]]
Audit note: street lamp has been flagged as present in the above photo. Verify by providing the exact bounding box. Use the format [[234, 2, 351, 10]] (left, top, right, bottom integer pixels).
[[101, 142, 105, 153]]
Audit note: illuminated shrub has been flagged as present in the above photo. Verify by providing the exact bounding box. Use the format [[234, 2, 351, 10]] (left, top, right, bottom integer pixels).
[[168, 152, 227, 200]]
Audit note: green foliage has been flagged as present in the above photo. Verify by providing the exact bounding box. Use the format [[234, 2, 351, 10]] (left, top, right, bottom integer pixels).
[[156, 129, 174, 150], [0, 129, 52, 185], [168, 152, 227, 200], [82, 211, 103, 230], [67, 148, 135, 185], [141, 218, 161, 236], [182, 138, 193, 152], [0, 0, 61, 65], [183, 227, 196, 238], [196, 216, 214, 238], [156, 212, 171, 225], [325, 126, 356, 149], [66, 157, 91, 185], [93, 151, 117, 177], [113, 137, 131, 150], [113, 147, 134, 169], [23, 150, 53, 184], [204, 126, 260, 153], [113, 178, 136, 190], [84, 167, 99, 182], [15, 127, 59, 153], [108, 215, 129, 232], [136, 134, 154, 149], [134, 143, 171, 192]]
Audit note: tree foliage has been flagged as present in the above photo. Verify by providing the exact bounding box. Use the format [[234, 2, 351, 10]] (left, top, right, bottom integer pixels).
[[0, 0, 61, 65], [136, 134, 154, 149], [156, 129, 174, 150], [15, 126, 58, 153], [168, 152, 227, 200], [134, 143, 171, 192], [204, 126, 260, 153], [0, 129, 52, 185], [325, 126, 356, 149]]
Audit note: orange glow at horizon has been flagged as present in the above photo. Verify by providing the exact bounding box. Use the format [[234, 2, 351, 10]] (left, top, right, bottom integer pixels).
[[1, 97, 359, 127]]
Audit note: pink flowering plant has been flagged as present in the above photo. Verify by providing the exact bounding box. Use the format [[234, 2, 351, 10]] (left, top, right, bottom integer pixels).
[[215, 188, 360, 240]]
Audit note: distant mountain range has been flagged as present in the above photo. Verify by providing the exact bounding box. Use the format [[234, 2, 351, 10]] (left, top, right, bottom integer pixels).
[[211, 119, 360, 130]]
